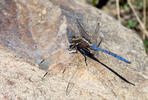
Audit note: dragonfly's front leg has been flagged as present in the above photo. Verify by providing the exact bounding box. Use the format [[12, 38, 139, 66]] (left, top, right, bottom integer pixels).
[[68, 49, 78, 54], [68, 44, 75, 51], [68, 44, 78, 53]]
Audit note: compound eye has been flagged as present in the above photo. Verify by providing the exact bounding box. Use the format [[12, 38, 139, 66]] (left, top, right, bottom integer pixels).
[[68, 35, 75, 41]]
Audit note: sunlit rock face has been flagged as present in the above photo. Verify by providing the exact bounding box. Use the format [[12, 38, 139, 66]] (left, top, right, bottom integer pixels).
[[0, 0, 148, 100]]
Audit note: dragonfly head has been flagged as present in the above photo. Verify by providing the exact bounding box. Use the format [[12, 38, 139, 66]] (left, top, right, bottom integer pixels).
[[68, 34, 79, 43]]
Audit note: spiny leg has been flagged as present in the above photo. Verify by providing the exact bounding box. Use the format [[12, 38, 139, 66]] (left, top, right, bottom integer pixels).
[[79, 48, 88, 66], [68, 44, 78, 54], [68, 44, 76, 51], [84, 54, 87, 66], [97, 37, 103, 47], [82, 53, 88, 66]]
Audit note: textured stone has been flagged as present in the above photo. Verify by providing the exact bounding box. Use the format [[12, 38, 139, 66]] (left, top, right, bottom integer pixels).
[[0, 0, 148, 100]]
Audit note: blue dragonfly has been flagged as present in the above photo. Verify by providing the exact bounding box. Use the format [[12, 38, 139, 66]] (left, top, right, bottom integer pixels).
[[69, 19, 131, 64], [67, 19, 134, 86]]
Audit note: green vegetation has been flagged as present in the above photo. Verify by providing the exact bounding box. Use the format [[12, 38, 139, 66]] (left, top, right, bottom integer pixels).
[[92, 0, 98, 6], [91, 0, 148, 54], [144, 40, 148, 52], [127, 20, 137, 28], [135, 1, 143, 7], [120, 3, 129, 9]]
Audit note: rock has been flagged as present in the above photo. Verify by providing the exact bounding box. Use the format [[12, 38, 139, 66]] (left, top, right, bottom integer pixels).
[[0, 0, 148, 99]]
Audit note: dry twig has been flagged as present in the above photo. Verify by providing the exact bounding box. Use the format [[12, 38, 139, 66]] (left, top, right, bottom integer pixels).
[[143, 0, 147, 40], [116, 0, 120, 21], [128, 0, 148, 39]]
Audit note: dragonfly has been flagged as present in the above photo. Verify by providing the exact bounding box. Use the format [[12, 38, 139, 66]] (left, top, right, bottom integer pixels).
[[67, 19, 135, 86]]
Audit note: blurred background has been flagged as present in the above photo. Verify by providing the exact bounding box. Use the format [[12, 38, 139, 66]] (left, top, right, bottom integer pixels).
[[78, 0, 148, 53]]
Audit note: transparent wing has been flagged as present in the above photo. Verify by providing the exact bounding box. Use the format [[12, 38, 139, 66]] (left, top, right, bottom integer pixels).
[[76, 19, 92, 44], [92, 22, 101, 45]]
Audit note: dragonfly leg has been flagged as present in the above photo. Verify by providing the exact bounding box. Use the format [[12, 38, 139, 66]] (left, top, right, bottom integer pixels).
[[81, 53, 88, 66], [68, 44, 78, 53], [78, 48, 88, 66], [83, 54, 88, 66], [97, 38, 103, 47], [68, 49, 78, 54], [68, 44, 76, 51]]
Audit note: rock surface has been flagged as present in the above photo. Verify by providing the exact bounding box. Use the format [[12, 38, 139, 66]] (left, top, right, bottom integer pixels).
[[0, 0, 148, 100]]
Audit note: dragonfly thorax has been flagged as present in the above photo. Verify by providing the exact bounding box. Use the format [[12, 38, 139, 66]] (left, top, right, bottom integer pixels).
[[70, 37, 91, 49]]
